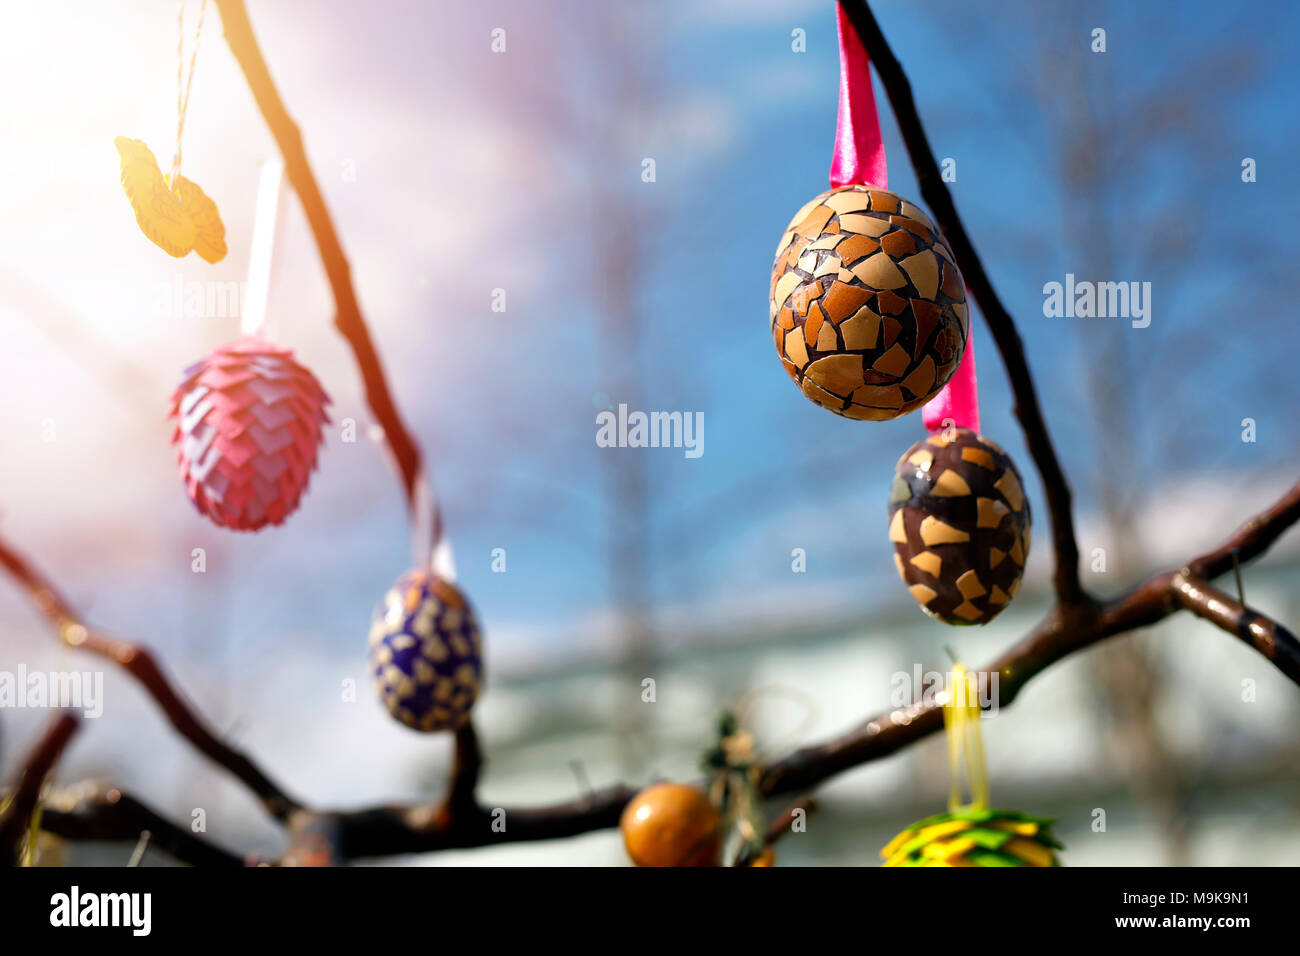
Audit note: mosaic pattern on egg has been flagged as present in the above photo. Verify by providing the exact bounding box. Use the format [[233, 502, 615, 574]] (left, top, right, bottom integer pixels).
[[370, 570, 484, 732], [888, 428, 1031, 625], [770, 186, 968, 420]]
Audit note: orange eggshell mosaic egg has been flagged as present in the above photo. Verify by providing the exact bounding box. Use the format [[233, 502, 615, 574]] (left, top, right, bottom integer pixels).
[[619, 782, 721, 867], [888, 428, 1031, 625], [770, 185, 968, 420]]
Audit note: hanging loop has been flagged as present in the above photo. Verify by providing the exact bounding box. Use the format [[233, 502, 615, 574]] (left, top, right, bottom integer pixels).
[[171, 0, 209, 192]]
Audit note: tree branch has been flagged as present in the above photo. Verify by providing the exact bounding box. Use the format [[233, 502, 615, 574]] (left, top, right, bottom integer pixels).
[[4, 0, 1295, 866], [0, 524, 642, 861], [0, 536, 302, 822], [1187, 479, 1300, 580], [312, 467, 1300, 856], [317, 783, 640, 859], [212, 0, 427, 527], [39, 784, 244, 867], [0, 713, 79, 864], [838, 0, 1086, 609], [1171, 572, 1300, 681], [731, 795, 817, 867], [213, 0, 496, 840], [759, 479, 1300, 797], [764, 795, 817, 845], [446, 721, 484, 814], [11, 471, 1292, 862]]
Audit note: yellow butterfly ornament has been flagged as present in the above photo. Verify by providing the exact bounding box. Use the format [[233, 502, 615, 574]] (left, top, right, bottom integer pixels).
[[116, 0, 226, 264]]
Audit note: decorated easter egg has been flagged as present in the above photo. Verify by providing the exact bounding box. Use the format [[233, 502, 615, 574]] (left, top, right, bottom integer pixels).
[[881, 808, 1062, 867], [770, 185, 968, 420], [369, 570, 484, 732], [620, 782, 721, 867], [169, 336, 330, 532], [888, 428, 1030, 624]]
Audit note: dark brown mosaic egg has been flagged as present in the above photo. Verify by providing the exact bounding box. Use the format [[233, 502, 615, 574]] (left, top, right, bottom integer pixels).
[[888, 428, 1030, 625], [770, 185, 968, 420]]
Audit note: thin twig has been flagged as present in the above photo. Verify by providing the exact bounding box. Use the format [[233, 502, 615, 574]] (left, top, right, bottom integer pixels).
[[0, 713, 79, 864], [126, 830, 152, 867], [0, 536, 301, 822], [731, 795, 817, 866], [764, 795, 817, 845], [212, 0, 429, 532], [446, 721, 484, 814], [1187, 480, 1300, 580], [1171, 571, 1300, 680], [211, 0, 477, 809]]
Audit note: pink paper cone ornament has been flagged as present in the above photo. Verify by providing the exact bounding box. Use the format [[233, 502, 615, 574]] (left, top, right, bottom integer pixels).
[[169, 336, 330, 532]]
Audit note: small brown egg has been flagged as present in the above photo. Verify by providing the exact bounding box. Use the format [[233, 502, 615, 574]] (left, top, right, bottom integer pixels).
[[888, 428, 1031, 624], [620, 782, 721, 867]]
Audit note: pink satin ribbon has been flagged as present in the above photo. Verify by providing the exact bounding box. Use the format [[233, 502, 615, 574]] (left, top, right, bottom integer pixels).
[[830, 4, 978, 435], [830, 4, 887, 190], [922, 320, 980, 434]]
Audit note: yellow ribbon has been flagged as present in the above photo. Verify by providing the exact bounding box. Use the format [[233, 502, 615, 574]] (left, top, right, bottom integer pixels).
[[942, 662, 989, 811]]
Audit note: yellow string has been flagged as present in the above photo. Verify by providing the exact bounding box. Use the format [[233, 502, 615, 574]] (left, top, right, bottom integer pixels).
[[170, 0, 208, 193], [942, 662, 989, 811]]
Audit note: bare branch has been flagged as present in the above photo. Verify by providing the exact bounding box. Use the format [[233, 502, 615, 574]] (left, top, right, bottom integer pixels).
[[1188, 480, 1300, 581], [1171, 572, 1300, 682], [837, 0, 1086, 609], [0, 713, 79, 864], [212, 0, 430, 534], [446, 722, 484, 815], [760, 479, 1300, 798], [0, 521, 639, 860], [18, 472, 1290, 862], [764, 796, 817, 845], [4, 0, 1295, 867], [325, 463, 1300, 853], [39, 784, 244, 867], [316, 784, 640, 858], [0, 535, 302, 822], [734, 795, 818, 866]]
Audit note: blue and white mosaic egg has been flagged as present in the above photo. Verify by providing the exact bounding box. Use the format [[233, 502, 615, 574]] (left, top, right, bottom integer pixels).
[[369, 570, 484, 732]]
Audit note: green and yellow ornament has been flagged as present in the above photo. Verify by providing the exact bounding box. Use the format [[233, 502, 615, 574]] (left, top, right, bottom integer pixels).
[[881, 663, 1063, 867], [881, 807, 1062, 867]]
